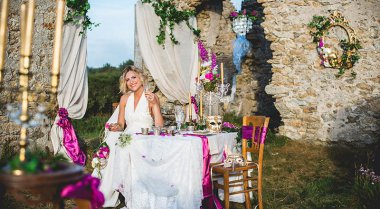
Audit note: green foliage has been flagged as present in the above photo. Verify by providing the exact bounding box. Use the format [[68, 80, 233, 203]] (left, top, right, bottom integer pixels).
[[141, 0, 200, 46], [223, 112, 243, 126], [265, 129, 288, 147], [65, 0, 99, 34], [4, 148, 68, 174], [354, 167, 380, 209], [85, 60, 133, 116], [308, 15, 331, 43], [72, 114, 109, 139], [203, 82, 217, 92]]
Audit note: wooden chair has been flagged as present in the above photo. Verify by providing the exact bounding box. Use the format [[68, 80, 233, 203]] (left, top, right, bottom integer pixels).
[[73, 199, 92, 209], [212, 116, 270, 209]]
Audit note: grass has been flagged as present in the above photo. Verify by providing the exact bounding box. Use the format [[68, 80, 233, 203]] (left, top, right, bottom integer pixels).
[[1, 115, 377, 209]]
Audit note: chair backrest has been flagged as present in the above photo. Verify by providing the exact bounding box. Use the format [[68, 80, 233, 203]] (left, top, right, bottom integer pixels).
[[242, 116, 270, 161]]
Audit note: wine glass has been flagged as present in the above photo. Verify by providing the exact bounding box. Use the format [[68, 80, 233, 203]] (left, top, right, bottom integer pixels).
[[174, 106, 184, 132], [144, 82, 152, 93]]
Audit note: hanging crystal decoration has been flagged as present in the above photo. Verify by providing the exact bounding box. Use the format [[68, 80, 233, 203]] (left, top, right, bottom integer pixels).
[[232, 15, 253, 36]]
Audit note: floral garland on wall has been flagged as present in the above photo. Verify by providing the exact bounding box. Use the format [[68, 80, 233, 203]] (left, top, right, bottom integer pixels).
[[65, 0, 99, 34], [308, 11, 362, 77], [142, 0, 200, 46]]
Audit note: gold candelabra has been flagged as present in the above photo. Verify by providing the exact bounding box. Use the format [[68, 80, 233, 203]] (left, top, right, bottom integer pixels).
[[0, 0, 66, 174]]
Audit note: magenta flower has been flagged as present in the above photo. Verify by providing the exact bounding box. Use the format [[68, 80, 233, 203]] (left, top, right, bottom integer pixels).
[[223, 122, 237, 129], [191, 96, 199, 114], [216, 74, 220, 78], [242, 9, 246, 15], [198, 41, 209, 62], [319, 38, 324, 48], [252, 10, 258, 16], [105, 123, 110, 130], [230, 11, 238, 17], [205, 73, 214, 81], [211, 53, 217, 69]]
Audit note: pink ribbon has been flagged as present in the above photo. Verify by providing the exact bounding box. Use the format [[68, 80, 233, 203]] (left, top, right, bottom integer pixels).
[[242, 126, 269, 144], [184, 134, 223, 209], [57, 108, 86, 166], [61, 174, 105, 209]]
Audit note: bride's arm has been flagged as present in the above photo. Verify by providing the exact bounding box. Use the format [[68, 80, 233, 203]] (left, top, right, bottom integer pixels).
[[146, 92, 164, 127], [109, 94, 129, 131]]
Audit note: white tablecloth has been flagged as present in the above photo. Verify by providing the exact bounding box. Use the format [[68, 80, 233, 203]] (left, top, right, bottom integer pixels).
[[103, 132, 237, 209]]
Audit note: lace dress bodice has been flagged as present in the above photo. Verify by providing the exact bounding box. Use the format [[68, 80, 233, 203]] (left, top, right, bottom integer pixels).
[[124, 92, 154, 134]]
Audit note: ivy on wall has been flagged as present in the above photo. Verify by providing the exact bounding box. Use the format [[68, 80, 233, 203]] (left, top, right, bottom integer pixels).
[[65, 0, 99, 34], [142, 0, 200, 46]]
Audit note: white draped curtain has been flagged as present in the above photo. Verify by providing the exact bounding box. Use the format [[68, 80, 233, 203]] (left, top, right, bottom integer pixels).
[[135, 1, 198, 106], [50, 23, 88, 156]]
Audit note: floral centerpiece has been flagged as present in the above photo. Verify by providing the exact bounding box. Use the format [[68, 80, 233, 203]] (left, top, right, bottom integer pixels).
[[197, 41, 220, 92], [91, 142, 110, 171], [230, 9, 258, 22]]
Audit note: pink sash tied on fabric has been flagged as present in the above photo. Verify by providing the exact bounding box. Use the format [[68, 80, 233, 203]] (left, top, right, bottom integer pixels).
[[61, 174, 105, 209], [242, 126, 268, 144], [184, 134, 223, 209], [57, 108, 86, 166]]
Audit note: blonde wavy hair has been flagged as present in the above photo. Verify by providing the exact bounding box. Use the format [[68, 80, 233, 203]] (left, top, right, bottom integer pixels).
[[119, 66, 147, 94]]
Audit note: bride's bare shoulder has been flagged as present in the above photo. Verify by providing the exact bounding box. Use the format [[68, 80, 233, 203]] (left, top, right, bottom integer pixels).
[[120, 93, 131, 105]]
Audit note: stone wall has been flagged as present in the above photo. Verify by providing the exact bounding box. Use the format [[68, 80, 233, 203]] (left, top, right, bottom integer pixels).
[[257, 0, 380, 143], [0, 0, 55, 157]]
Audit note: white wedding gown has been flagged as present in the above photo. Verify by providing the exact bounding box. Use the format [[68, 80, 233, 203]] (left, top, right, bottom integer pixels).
[[92, 92, 154, 207]]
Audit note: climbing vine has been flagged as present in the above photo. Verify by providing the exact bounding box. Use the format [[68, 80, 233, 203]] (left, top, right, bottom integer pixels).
[[65, 0, 99, 34], [142, 0, 200, 46]]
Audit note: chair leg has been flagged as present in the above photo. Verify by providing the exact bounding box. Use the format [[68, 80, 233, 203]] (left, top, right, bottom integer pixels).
[[223, 172, 230, 209], [243, 170, 251, 209], [258, 171, 263, 209]]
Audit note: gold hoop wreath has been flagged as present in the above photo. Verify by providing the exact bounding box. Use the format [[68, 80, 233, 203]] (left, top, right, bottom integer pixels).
[[308, 11, 362, 77]]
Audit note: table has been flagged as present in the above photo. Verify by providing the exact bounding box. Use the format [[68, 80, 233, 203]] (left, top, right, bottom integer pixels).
[[100, 132, 237, 209]]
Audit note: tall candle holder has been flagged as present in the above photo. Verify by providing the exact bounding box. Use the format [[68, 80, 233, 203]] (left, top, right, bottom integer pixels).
[[0, 1, 84, 207]]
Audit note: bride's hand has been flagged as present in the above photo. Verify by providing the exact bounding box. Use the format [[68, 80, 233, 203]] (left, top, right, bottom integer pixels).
[[145, 91, 158, 105], [109, 123, 122, 132]]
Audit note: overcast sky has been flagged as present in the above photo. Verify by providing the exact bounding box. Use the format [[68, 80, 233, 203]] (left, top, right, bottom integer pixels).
[[87, 0, 241, 68]]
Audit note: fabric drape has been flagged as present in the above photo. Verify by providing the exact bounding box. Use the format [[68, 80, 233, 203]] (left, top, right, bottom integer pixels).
[[50, 22, 88, 160], [135, 1, 198, 105]]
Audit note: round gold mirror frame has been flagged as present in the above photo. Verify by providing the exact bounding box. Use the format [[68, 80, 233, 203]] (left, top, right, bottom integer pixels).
[[309, 11, 362, 77]]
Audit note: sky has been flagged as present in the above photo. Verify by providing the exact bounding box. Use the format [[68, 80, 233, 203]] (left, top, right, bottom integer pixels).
[[87, 0, 242, 68]]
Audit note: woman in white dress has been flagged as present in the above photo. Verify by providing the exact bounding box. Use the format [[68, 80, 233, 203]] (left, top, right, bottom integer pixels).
[[109, 65, 164, 132], [94, 66, 163, 207]]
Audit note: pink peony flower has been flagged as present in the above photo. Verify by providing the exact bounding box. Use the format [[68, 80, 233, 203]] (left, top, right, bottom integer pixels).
[[105, 123, 110, 130], [242, 9, 246, 15], [319, 38, 324, 48], [230, 11, 238, 17], [205, 73, 214, 81], [216, 74, 220, 78]]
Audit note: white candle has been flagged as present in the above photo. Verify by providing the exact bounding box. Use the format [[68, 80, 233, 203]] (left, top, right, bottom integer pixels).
[[23, 0, 35, 57], [51, 0, 66, 94], [0, 0, 9, 82]]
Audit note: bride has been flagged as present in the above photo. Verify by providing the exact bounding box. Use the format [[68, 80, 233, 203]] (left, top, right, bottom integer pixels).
[[110, 65, 164, 132], [93, 66, 164, 207]]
